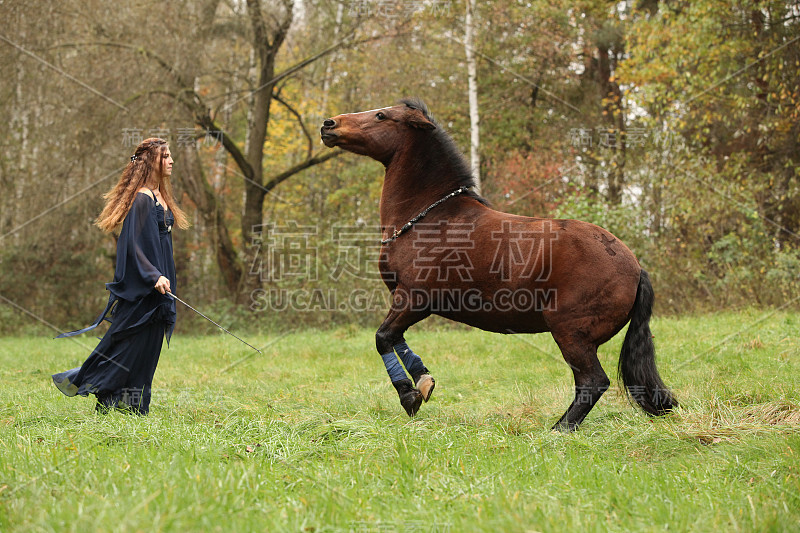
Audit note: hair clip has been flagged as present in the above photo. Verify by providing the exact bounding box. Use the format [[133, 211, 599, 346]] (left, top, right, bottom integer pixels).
[[130, 154, 138, 162]]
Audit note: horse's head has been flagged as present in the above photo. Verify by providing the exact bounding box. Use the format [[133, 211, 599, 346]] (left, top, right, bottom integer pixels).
[[320, 100, 436, 164]]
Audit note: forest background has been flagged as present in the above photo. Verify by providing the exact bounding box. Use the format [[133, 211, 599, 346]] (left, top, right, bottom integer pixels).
[[1, 0, 799, 335]]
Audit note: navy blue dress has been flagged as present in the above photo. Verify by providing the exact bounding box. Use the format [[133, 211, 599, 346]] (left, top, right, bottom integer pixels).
[[52, 192, 177, 414]]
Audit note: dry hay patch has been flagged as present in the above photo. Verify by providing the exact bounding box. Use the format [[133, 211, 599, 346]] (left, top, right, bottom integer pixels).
[[675, 399, 800, 445]]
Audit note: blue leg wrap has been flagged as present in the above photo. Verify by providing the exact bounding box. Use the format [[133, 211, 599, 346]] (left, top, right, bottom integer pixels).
[[393, 342, 426, 378], [380, 351, 408, 383]]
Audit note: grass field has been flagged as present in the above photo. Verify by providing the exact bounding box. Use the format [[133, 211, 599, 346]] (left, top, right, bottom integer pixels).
[[1, 310, 799, 532]]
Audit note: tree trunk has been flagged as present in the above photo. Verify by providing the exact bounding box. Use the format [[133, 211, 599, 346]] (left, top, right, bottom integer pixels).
[[238, 0, 294, 301], [598, 45, 625, 205], [464, 0, 481, 192], [178, 144, 244, 295]]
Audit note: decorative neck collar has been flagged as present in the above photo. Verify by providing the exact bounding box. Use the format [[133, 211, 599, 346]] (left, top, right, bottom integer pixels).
[[381, 186, 469, 245]]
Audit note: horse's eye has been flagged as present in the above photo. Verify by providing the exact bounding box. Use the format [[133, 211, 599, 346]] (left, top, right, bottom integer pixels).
[[376, 112, 386, 120]]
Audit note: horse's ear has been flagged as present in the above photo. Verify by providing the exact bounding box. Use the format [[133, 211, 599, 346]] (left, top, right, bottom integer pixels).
[[407, 109, 436, 130]]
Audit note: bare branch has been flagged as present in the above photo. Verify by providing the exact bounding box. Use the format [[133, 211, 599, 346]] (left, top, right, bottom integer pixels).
[[273, 93, 314, 159], [263, 150, 343, 193], [195, 112, 254, 181], [48, 41, 192, 88], [223, 31, 392, 111]]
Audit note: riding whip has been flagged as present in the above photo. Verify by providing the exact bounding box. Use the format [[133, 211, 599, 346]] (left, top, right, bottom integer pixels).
[[165, 291, 262, 354]]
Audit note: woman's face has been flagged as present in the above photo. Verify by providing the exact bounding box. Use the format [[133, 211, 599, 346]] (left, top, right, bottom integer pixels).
[[160, 146, 174, 178]]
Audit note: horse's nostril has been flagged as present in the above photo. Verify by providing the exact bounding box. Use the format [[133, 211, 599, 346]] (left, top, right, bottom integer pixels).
[[323, 119, 336, 128]]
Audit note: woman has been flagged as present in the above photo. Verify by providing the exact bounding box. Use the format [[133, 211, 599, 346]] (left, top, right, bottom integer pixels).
[[52, 138, 189, 414]]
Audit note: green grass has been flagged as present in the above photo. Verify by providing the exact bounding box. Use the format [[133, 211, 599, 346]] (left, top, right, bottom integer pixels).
[[1, 310, 799, 532]]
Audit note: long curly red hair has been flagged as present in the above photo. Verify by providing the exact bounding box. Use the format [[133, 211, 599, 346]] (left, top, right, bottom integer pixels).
[[96, 138, 189, 233]]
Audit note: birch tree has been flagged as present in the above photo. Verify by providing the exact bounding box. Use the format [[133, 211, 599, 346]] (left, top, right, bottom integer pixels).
[[464, 0, 481, 192]]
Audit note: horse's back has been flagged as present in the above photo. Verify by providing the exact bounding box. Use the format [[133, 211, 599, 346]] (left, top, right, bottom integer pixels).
[[468, 207, 642, 288], [382, 201, 640, 338], [467, 209, 640, 338]]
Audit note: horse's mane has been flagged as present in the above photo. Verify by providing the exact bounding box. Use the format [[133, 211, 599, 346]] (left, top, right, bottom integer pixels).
[[400, 98, 490, 206]]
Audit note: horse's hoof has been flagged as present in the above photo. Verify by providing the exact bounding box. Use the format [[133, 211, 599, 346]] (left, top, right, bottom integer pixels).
[[416, 374, 435, 402], [401, 391, 423, 417], [392, 379, 423, 417]]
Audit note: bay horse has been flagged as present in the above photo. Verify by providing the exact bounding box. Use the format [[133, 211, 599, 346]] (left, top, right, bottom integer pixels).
[[320, 98, 677, 431]]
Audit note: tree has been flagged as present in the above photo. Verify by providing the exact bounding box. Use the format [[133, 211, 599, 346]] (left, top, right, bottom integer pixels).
[[464, 0, 481, 191]]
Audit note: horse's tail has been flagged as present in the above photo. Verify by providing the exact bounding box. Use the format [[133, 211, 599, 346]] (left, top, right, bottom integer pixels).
[[618, 269, 678, 415]]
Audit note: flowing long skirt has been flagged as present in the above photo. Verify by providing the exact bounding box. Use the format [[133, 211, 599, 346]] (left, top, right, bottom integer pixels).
[[53, 319, 165, 415]]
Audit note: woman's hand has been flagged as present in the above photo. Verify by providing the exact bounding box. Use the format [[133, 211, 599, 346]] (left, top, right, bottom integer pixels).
[[154, 276, 171, 295]]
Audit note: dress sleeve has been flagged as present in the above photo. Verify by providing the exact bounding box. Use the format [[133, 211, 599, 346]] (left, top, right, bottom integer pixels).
[[106, 194, 163, 301]]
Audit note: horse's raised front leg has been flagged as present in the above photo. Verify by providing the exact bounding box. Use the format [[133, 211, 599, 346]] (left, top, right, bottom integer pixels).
[[393, 340, 435, 402], [376, 288, 431, 417], [550, 330, 610, 432]]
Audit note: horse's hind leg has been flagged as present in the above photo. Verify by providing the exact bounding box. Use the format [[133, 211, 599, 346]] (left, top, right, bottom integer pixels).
[[550, 332, 610, 432]]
